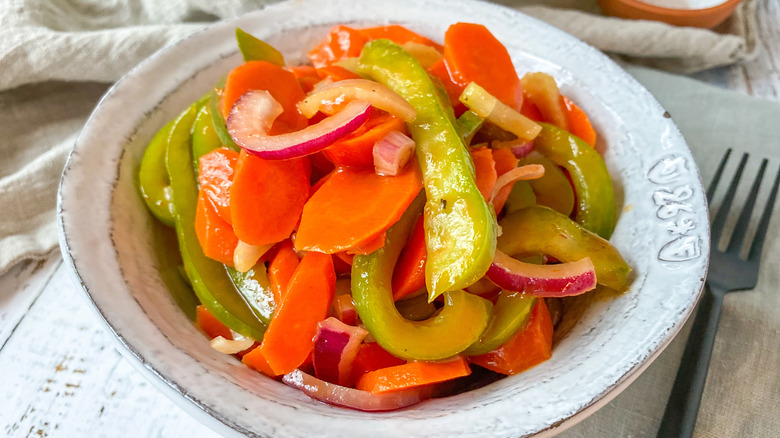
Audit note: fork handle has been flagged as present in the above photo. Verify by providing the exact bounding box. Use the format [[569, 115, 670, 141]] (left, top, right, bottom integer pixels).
[[656, 285, 725, 438]]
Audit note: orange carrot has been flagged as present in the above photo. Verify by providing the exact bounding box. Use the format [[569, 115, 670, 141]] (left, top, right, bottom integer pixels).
[[221, 61, 308, 134], [519, 94, 544, 122], [323, 112, 406, 168], [308, 151, 336, 183], [392, 215, 427, 301], [309, 25, 367, 68], [470, 146, 497, 201], [316, 65, 361, 82], [442, 23, 522, 112], [295, 164, 422, 254], [286, 65, 320, 93], [230, 150, 310, 247], [335, 252, 354, 267], [358, 25, 444, 52], [491, 148, 520, 214], [242, 345, 279, 377], [561, 95, 597, 148], [195, 189, 238, 266], [309, 168, 334, 198], [257, 251, 336, 375], [356, 356, 471, 393], [469, 299, 553, 375], [196, 305, 233, 340], [346, 231, 386, 255], [198, 148, 239, 225], [267, 239, 299, 305], [427, 59, 467, 116], [351, 343, 407, 384]]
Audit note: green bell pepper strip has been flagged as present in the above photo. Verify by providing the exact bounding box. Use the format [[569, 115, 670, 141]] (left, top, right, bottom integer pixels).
[[192, 104, 227, 171], [166, 105, 268, 340], [358, 39, 497, 300], [352, 195, 493, 361], [498, 206, 631, 292], [208, 92, 241, 150], [227, 265, 276, 326], [456, 110, 484, 146], [150, 218, 199, 320], [534, 123, 616, 239], [504, 180, 536, 214], [235, 28, 285, 66], [464, 293, 536, 356], [139, 119, 176, 227]]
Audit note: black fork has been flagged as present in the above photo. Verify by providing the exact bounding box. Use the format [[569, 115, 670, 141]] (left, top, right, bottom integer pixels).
[[657, 149, 780, 438]]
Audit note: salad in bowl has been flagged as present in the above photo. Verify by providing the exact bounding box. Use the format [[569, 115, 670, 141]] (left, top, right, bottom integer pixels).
[[137, 22, 631, 411]]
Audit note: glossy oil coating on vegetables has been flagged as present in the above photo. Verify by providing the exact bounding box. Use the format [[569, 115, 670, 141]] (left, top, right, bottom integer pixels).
[[136, 22, 631, 411]]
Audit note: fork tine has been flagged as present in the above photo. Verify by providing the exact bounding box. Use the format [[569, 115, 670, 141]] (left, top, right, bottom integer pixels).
[[748, 164, 780, 262], [711, 153, 749, 245], [726, 159, 768, 253], [707, 148, 732, 203]]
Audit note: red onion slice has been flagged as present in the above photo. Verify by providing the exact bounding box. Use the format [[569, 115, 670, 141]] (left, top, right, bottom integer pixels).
[[373, 130, 416, 176], [283, 369, 433, 411], [487, 250, 597, 297], [312, 317, 367, 387], [332, 295, 358, 326], [490, 164, 545, 202], [493, 139, 535, 158], [227, 90, 371, 159], [298, 79, 417, 122]]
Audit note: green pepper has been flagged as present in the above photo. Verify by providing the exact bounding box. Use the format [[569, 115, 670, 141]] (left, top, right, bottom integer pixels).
[[227, 265, 276, 325], [352, 196, 493, 361], [235, 28, 285, 65], [456, 110, 484, 146], [464, 293, 536, 356], [499, 206, 631, 292], [139, 119, 176, 227], [166, 105, 268, 340], [150, 218, 199, 321], [534, 123, 616, 239], [518, 152, 575, 216], [504, 180, 536, 214], [208, 92, 241, 150], [359, 39, 497, 300], [192, 104, 227, 171]]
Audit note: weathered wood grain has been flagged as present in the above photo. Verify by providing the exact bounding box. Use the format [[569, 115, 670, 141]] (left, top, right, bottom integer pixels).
[[0, 257, 61, 350], [0, 264, 217, 438]]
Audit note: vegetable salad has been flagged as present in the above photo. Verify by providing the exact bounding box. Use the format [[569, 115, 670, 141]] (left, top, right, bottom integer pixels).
[[138, 22, 631, 411]]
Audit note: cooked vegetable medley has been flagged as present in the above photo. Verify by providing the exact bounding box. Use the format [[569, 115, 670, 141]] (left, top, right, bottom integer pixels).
[[138, 22, 631, 411]]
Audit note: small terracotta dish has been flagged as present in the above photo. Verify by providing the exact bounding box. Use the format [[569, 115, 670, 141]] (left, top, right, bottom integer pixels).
[[597, 0, 743, 28]]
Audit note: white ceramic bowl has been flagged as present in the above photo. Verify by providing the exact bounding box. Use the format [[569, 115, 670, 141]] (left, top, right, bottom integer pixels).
[[57, 0, 709, 436]]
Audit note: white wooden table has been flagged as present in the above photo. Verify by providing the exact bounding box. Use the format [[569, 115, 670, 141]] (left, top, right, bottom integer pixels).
[[2, 7, 779, 437]]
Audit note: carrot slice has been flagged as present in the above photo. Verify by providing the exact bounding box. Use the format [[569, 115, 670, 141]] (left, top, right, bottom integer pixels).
[[196, 305, 233, 340], [561, 95, 597, 148], [351, 343, 407, 384], [427, 59, 467, 116], [470, 146, 497, 201], [392, 215, 427, 301], [268, 239, 299, 305], [316, 65, 361, 82], [221, 61, 308, 134], [309, 25, 367, 69], [335, 252, 354, 267], [242, 345, 278, 377], [195, 189, 238, 266], [198, 148, 239, 225], [469, 299, 553, 375], [356, 356, 471, 393], [491, 148, 520, 214], [257, 251, 336, 375], [346, 231, 386, 255], [295, 164, 422, 254], [358, 25, 444, 52], [230, 150, 309, 247], [287, 65, 320, 93], [442, 23, 522, 112], [323, 113, 406, 168]]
